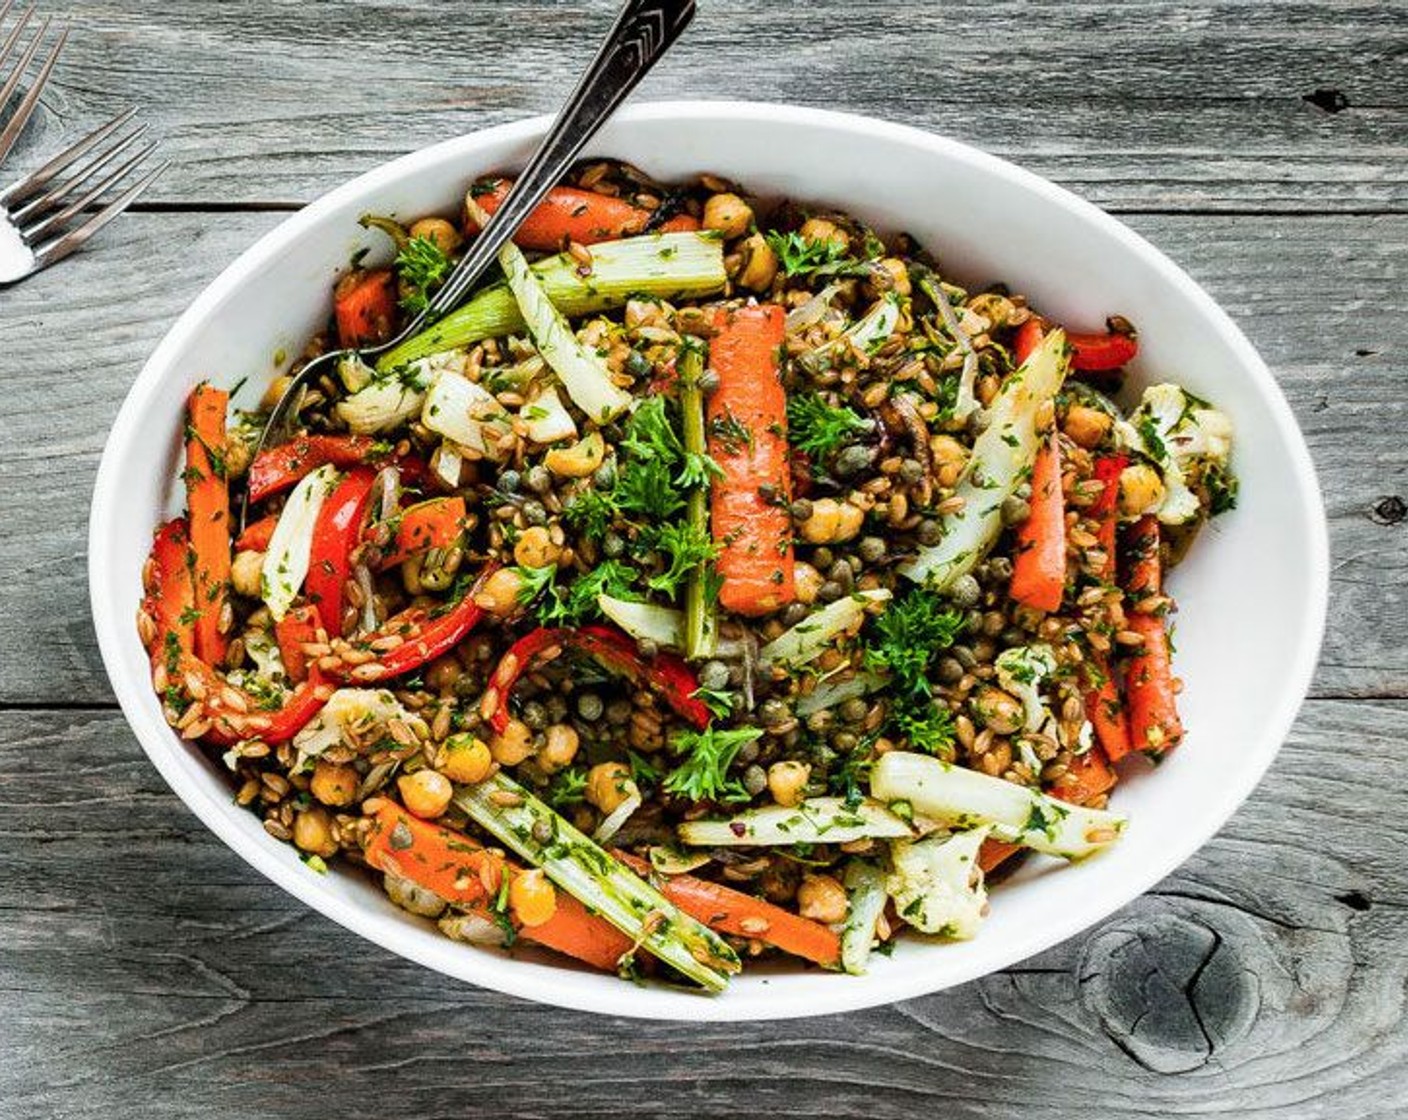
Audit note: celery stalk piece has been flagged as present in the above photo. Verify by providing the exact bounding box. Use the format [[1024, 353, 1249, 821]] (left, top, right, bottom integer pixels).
[[677, 341, 717, 659], [376, 232, 728, 373], [677, 797, 915, 848], [870, 750, 1127, 860], [453, 772, 740, 991], [757, 589, 891, 668], [898, 329, 1068, 589]]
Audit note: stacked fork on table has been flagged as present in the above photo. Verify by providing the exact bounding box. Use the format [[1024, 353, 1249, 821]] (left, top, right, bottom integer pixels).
[[0, 1, 165, 284]]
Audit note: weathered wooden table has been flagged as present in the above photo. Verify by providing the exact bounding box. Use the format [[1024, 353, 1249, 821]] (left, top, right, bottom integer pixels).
[[3, 2, 1405, 1115]]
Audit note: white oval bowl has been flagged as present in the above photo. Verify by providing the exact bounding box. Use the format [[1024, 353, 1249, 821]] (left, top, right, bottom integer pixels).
[[89, 101, 1328, 1021]]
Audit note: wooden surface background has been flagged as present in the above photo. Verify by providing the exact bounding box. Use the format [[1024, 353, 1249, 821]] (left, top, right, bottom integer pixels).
[[2, 2, 1406, 1116]]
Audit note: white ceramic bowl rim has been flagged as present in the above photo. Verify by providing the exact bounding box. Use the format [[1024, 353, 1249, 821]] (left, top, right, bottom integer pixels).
[[89, 100, 1328, 1021]]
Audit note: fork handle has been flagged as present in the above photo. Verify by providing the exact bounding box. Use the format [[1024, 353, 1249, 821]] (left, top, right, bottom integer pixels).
[[423, 0, 695, 319]]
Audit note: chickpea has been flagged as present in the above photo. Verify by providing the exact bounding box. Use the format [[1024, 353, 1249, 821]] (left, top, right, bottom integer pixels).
[[514, 525, 562, 569], [539, 723, 580, 772], [1119, 463, 1167, 516], [799, 499, 842, 544], [409, 216, 462, 255], [439, 733, 494, 784], [586, 761, 637, 814], [260, 374, 293, 413], [767, 760, 811, 808], [544, 431, 606, 478], [796, 872, 849, 924], [971, 685, 1026, 735], [702, 192, 754, 240], [474, 567, 527, 617], [397, 769, 453, 819], [799, 217, 849, 252], [425, 655, 463, 695], [878, 257, 911, 297], [311, 759, 359, 807], [833, 501, 865, 542], [293, 806, 338, 858], [490, 719, 535, 766], [930, 434, 969, 488], [736, 232, 778, 292], [231, 549, 265, 598], [793, 561, 824, 605], [1063, 404, 1113, 449], [509, 869, 558, 928]]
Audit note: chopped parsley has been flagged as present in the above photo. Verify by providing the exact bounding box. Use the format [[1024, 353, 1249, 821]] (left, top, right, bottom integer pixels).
[[395, 235, 453, 315], [645, 522, 718, 597], [662, 726, 762, 803], [786, 391, 871, 458], [864, 590, 966, 758], [764, 229, 867, 278], [537, 560, 641, 627]]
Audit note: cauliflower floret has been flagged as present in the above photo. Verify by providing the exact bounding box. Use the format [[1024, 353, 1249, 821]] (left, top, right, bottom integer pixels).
[[886, 827, 991, 939], [995, 643, 1058, 733], [293, 687, 412, 767], [1116, 383, 1234, 525]]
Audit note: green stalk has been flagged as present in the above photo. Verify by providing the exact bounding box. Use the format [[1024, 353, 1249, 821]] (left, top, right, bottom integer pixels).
[[376, 232, 727, 373], [453, 772, 740, 992], [677, 340, 716, 659]]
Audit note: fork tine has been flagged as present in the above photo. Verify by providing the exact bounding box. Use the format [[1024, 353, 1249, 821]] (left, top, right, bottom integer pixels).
[[9, 121, 147, 222], [0, 107, 139, 208], [0, 3, 35, 73], [31, 157, 168, 271], [0, 21, 66, 166], [20, 138, 156, 244], [0, 13, 46, 109]]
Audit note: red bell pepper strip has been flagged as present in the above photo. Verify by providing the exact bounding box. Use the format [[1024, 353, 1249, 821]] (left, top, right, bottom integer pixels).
[[481, 623, 711, 735], [324, 564, 498, 685], [378, 496, 467, 569], [464, 177, 700, 252], [274, 605, 322, 684], [235, 514, 278, 553], [334, 268, 398, 349], [164, 651, 331, 746], [305, 468, 376, 635], [1009, 432, 1066, 612], [247, 434, 423, 506], [142, 518, 197, 659], [707, 303, 796, 617], [185, 384, 232, 665], [1069, 329, 1138, 372], [1013, 318, 1045, 365]]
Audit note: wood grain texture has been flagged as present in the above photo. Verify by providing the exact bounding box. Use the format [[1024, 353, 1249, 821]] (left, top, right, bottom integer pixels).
[[1, 210, 1402, 703], [2, 0, 1405, 212], [3, 701, 1406, 1118]]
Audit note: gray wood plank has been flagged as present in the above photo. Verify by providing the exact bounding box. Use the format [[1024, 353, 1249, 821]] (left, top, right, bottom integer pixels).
[[0, 209, 1402, 703], [2, 699, 1404, 1118], [6, 0, 1406, 212]]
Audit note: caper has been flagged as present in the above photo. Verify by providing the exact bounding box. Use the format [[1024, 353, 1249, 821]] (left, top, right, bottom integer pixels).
[[973, 637, 998, 663], [625, 350, 653, 379], [1000, 495, 1031, 525], [602, 530, 626, 558], [699, 659, 731, 691], [545, 694, 569, 723], [743, 764, 768, 796], [781, 602, 809, 626], [986, 555, 1013, 581], [811, 547, 835, 571], [524, 465, 553, 494], [916, 519, 943, 546], [981, 610, 1006, 637], [839, 697, 869, 724], [857, 536, 886, 563], [498, 469, 522, 494], [1000, 627, 1026, 648], [833, 444, 873, 478], [936, 656, 964, 684], [521, 700, 548, 730], [736, 738, 761, 765], [827, 560, 854, 591], [817, 580, 844, 603], [831, 730, 859, 752], [521, 499, 548, 525], [790, 498, 814, 522], [576, 692, 604, 721], [948, 573, 981, 608], [605, 699, 633, 726], [951, 644, 978, 670], [806, 710, 834, 733], [592, 460, 617, 490], [758, 698, 791, 727], [898, 458, 925, 484]]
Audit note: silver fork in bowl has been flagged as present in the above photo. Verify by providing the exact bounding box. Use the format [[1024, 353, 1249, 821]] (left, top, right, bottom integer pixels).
[[0, 1, 68, 170], [0, 108, 167, 284], [244, 0, 696, 525]]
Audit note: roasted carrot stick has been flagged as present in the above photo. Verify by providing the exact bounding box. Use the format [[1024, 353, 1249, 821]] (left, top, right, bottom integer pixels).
[[1124, 611, 1184, 755], [618, 852, 840, 968], [185, 384, 232, 666], [334, 268, 398, 348], [1009, 432, 1066, 612], [464, 178, 699, 252], [1052, 743, 1118, 804], [1125, 514, 1163, 598], [142, 518, 196, 659], [379, 497, 467, 569], [362, 800, 633, 972], [1084, 652, 1133, 762], [707, 303, 796, 617]]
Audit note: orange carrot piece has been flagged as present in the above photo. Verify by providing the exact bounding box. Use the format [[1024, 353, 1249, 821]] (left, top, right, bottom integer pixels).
[[977, 839, 1022, 873], [235, 514, 278, 553], [1124, 611, 1184, 755], [1125, 514, 1163, 597], [707, 303, 796, 617], [618, 852, 840, 968], [379, 497, 467, 569], [1009, 433, 1066, 612], [334, 268, 398, 348], [363, 801, 632, 972], [185, 384, 232, 666], [1052, 743, 1118, 804], [274, 606, 320, 684], [1084, 651, 1133, 762], [465, 178, 699, 252]]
